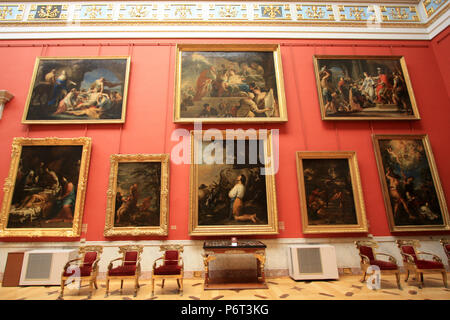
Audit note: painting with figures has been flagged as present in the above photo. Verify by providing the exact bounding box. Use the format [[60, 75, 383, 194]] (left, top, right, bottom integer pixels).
[[174, 44, 287, 123], [22, 57, 130, 124], [313, 56, 420, 120]]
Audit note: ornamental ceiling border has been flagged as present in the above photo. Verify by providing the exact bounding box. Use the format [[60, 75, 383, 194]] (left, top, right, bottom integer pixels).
[[0, 1, 448, 39]]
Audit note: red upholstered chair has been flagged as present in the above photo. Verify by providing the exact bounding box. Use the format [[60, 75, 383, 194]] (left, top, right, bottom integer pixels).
[[441, 239, 450, 263], [105, 245, 143, 297], [396, 239, 447, 289], [60, 246, 103, 299], [152, 244, 184, 296], [355, 240, 401, 289]]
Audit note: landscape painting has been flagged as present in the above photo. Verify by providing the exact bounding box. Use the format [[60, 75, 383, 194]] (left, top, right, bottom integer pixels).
[[174, 44, 287, 123], [22, 56, 130, 124], [296, 151, 368, 234], [313, 56, 420, 120], [0, 137, 92, 237], [372, 134, 449, 232], [104, 154, 169, 236]]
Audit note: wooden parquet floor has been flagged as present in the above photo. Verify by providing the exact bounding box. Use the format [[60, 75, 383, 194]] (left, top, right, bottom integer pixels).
[[1, 274, 449, 300]]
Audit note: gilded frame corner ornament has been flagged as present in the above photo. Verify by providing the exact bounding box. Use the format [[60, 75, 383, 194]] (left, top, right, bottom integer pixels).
[[296, 151, 368, 234], [372, 134, 450, 232], [104, 153, 170, 237], [0, 137, 92, 238]]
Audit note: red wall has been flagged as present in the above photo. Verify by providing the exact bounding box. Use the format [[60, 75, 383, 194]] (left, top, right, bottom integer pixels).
[[0, 35, 449, 242]]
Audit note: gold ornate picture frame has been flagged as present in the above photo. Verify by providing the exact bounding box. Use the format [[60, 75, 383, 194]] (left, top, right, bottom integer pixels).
[[189, 130, 279, 236], [296, 151, 368, 234], [313, 55, 420, 120], [104, 154, 169, 237], [0, 137, 92, 237], [22, 56, 131, 124], [372, 134, 449, 232], [174, 44, 287, 123]]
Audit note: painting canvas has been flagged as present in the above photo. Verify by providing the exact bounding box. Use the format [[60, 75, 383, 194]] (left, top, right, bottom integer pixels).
[[189, 130, 278, 236], [296, 151, 368, 234], [104, 154, 169, 236], [174, 44, 287, 123], [0, 137, 92, 237], [372, 134, 449, 232], [22, 56, 130, 124], [313, 55, 420, 120]]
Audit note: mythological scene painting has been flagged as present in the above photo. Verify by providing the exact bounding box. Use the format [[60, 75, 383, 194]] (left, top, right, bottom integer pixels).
[[104, 154, 169, 237], [189, 131, 278, 236], [0, 137, 91, 237], [175, 44, 287, 123], [23, 57, 130, 124], [314, 56, 419, 120], [373, 135, 449, 232], [296, 151, 367, 234]]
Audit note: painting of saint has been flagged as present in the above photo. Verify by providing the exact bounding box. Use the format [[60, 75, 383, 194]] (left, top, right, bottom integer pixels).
[[314, 56, 420, 120], [23, 57, 130, 124]]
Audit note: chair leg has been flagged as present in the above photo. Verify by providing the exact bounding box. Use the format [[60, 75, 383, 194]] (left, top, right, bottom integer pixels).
[[88, 280, 94, 299], [405, 270, 410, 282], [180, 278, 183, 296], [162, 279, 165, 289], [177, 279, 181, 289], [360, 271, 367, 283], [134, 277, 138, 298], [442, 271, 448, 288], [120, 279, 124, 293], [152, 278, 155, 297], [105, 278, 110, 297], [395, 272, 402, 290], [94, 278, 98, 289], [60, 278, 65, 298], [416, 272, 422, 289]]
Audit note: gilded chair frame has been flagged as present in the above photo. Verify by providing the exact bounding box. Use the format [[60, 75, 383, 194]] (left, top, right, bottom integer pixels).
[[152, 244, 184, 296], [60, 245, 103, 299], [355, 240, 401, 289], [396, 239, 447, 289], [105, 245, 144, 297]]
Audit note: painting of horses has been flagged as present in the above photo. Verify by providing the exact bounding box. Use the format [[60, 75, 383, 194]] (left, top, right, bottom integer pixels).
[[22, 57, 130, 124], [174, 44, 287, 123], [313, 56, 420, 120], [296, 151, 368, 234], [372, 134, 449, 232], [104, 154, 169, 237], [189, 130, 279, 236], [0, 137, 92, 237]]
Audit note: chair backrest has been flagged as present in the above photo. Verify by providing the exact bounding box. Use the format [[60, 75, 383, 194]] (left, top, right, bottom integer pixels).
[[441, 239, 450, 258], [118, 245, 144, 266], [355, 240, 377, 261], [396, 240, 419, 263], [78, 246, 103, 267], [160, 244, 183, 266]]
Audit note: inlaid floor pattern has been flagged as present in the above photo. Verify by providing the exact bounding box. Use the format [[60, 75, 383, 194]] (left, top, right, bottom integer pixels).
[[1, 274, 449, 300]]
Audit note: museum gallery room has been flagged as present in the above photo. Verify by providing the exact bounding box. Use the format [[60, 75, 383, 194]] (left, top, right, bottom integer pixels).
[[0, 0, 449, 307]]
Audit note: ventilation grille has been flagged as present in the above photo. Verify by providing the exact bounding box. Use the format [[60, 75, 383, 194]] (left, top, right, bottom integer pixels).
[[25, 253, 53, 280], [296, 247, 323, 274]]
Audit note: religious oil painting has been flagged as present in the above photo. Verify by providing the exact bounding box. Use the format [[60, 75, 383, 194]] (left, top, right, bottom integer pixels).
[[296, 151, 368, 234], [174, 44, 287, 123], [189, 130, 279, 236], [313, 56, 420, 120], [372, 134, 449, 232], [0, 137, 92, 237], [104, 154, 169, 237], [22, 56, 131, 124]]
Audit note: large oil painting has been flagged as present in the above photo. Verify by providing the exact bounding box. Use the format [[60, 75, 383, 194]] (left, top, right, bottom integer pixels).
[[22, 56, 130, 124], [372, 134, 449, 232], [313, 56, 420, 120], [104, 154, 169, 236], [296, 151, 368, 234], [189, 130, 279, 236], [0, 137, 92, 237], [174, 44, 287, 123]]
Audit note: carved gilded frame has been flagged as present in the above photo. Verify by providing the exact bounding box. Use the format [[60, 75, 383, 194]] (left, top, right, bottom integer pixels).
[[372, 134, 449, 232], [22, 56, 131, 124], [174, 44, 287, 123], [189, 130, 279, 236], [0, 137, 92, 237], [296, 151, 368, 234], [313, 55, 420, 120], [104, 154, 169, 237]]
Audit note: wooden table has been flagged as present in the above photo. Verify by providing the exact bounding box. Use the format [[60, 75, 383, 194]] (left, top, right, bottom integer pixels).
[[202, 240, 267, 290]]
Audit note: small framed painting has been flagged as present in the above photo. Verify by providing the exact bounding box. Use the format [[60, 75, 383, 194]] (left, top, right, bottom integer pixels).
[[313, 55, 420, 120], [104, 154, 170, 237], [372, 134, 449, 232], [296, 151, 368, 234], [174, 44, 287, 123]]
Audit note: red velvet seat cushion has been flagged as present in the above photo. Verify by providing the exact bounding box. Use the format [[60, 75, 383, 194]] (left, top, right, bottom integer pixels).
[[370, 260, 398, 270], [416, 259, 444, 269], [153, 264, 182, 276], [164, 250, 179, 266], [124, 251, 138, 265], [359, 246, 375, 261], [83, 252, 98, 267], [108, 265, 137, 276], [63, 266, 92, 277]]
